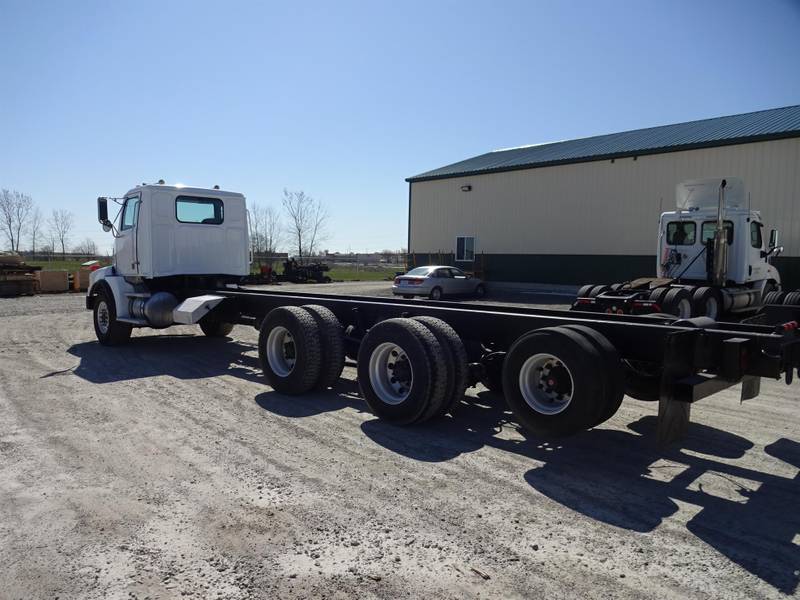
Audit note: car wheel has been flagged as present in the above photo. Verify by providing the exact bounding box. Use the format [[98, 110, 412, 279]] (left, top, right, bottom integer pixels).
[[430, 287, 443, 301], [474, 284, 486, 298]]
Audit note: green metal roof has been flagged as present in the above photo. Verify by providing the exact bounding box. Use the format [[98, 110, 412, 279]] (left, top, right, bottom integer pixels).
[[407, 105, 800, 183]]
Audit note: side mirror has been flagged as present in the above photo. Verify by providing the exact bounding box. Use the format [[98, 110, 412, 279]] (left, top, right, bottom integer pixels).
[[769, 229, 779, 249], [97, 197, 112, 232]]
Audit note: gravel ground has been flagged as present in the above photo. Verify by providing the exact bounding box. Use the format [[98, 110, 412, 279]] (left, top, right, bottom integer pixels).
[[0, 286, 798, 599]]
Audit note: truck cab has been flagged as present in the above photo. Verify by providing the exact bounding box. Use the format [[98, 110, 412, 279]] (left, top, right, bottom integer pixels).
[[657, 178, 781, 290]]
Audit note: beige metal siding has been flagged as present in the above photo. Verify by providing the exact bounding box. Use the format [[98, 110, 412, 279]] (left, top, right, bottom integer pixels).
[[410, 137, 800, 257]]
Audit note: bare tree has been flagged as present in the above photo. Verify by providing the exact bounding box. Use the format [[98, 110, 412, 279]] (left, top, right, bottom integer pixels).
[[29, 207, 43, 259], [261, 204, 282, 255], [49, 209, 74, 258], [73, 237, 98, 256], [281, 189, 328, 261], [250, 203, 264, 254], [0, 189, 34, 252]]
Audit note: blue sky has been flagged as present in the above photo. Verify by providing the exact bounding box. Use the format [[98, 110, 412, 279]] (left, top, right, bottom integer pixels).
[[1, 0, 799, 253]]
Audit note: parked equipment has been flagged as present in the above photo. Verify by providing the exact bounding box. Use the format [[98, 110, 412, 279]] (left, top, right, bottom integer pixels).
[[0, 252, 40, 297], [573, 178, 790, 320], [87, 182, 800, 445], [280, 258, 331, 283]]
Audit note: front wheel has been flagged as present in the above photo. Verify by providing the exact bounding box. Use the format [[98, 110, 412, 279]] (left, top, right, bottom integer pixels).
[[93, 287, 132, 346]]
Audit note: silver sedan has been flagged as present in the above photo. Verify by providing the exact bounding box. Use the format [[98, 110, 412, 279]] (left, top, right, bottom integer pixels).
[[392, 265, 486, 300]]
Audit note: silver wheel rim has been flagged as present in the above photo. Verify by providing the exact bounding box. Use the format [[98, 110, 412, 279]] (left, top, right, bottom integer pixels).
[[431, 288, 441, 300], [705, 297, 719, 319], [266, 326, 296, 377], [519, 353, 574, 415], [368, 342, 413, 405], [676, 298, 692, 318], [97, 300, 110, 334]]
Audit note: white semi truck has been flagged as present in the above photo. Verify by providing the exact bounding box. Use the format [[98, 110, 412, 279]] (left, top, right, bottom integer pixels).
[[87, 181, 800, 445], [573, 178, 794, 320]]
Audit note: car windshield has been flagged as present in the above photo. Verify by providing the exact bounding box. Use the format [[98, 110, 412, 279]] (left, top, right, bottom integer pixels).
[[406, 267, 433, 276]]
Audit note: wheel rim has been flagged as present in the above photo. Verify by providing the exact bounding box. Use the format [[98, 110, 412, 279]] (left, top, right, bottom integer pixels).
[[266, 326, 296, 377], [431, 288, 441, 300], [368, 342, 413, 405], [676, 298, 692, 318], [97, 300, 110, 334], [705, 297, 719, 319], [518, 353, 574, 415], [476, 286, 485, 297]]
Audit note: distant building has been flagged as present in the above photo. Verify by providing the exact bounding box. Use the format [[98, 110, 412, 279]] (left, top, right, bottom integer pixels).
[[406, 105, 800, 287]]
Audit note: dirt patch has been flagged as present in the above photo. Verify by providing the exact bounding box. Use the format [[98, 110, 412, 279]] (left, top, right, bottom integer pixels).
[[0, 292, 797, 598]]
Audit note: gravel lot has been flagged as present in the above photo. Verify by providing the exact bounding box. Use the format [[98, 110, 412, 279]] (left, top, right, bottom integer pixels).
[[1, 284, 798, 599]]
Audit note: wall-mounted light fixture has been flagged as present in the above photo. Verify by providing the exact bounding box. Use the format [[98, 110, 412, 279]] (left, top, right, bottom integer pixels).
[[461, 185, 472, 192]]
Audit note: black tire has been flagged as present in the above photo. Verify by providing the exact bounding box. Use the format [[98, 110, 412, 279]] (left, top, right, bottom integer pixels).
[[412, 316, 468, 418], [763, 290, 785, 305], [199, 317, 234, 337], [93, 285, 132, 346], [661, 288, 693, 318], [429, 287, 443, 301], [623, 360, 661, 401], [258, 306, 322, 395], [648, 286, 670, 308], [589, 285, 610, 298], [577, 284, 595, 298], [609, 283, 625, 292], [302, 305, 346, 389], [562, 325, 625, 427], [692, 286, 722, 320], [357, 318, 447, 425], [474, 283, 486, 298], [782, 291, 800, 306], [502, 326, 609, 437]]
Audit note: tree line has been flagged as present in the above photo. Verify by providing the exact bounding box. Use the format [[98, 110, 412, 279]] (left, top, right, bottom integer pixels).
[[1, 186, 332, 261], [0, 189, 96, 258]]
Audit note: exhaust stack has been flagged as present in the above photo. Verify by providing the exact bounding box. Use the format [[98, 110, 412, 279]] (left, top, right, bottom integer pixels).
[[712, 179, 728, 286]]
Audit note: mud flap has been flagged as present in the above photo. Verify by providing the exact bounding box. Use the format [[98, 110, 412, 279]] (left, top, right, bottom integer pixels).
[[657, 331, 695, 447]]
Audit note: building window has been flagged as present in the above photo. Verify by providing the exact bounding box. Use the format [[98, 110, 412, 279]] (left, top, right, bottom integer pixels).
[[666, 221, 696, 246], [750, 221, 763, 249], [456, 236, 475, 261], [176, 196, 224, 224]]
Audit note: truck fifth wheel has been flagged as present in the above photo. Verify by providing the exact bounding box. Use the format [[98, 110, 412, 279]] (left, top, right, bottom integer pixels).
[[87, 182, 800, 445]]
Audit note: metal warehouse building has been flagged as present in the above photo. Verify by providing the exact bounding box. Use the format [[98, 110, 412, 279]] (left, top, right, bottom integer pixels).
[[406, 105, 800, 288]]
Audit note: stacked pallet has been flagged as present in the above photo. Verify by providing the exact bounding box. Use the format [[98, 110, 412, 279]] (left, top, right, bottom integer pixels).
[[0, 252, 40, 297]]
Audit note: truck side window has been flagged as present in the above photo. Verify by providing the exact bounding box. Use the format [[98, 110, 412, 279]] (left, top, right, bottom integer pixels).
[[750, 221, 763, 249], [701, 221, 734, 245], [666, 221, 696, 245], [120, 196, 140, 231], [176, 196, 224, 224]]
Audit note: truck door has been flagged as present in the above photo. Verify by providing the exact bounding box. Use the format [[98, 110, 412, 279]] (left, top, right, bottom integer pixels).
[[748, 219, 767, 281], [115, 194, 141, 276]]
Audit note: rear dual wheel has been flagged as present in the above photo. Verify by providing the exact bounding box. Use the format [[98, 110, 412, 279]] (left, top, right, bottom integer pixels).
[[258, 305, 345, 394], [357, 317, 468, 424], [782, 291, 800, 306], [501, 326, 624, 436]]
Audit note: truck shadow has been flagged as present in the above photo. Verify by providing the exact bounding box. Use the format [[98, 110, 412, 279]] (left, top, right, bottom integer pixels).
[[360, 392, 799, 594], [66, 336, 265, 384]]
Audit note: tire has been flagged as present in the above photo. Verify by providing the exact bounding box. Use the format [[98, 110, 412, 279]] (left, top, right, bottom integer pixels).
[[577, 284, 595, 298], [93, 285, 132, 346], [199, 317, 234, 337], [588, 285, 610, 298], [429, 287, 443, 301], [623, 360, 661, 401], [474, 284, 486, 298], [661, 288, 693, 318], [782, 291, 800, 306], [562, 325, 624, 427], [258, 306, 322, 395], [302, 305, 346, 389], [412, 316, 468, 417], [357, 318, 447, 425], [691, 286, 722, 320], [502, 326, 610, 437], [609, 283, 625, 292], [763, 291, 785, 305], [648, 286, 670, 307], [402, 295, 414, 299]]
